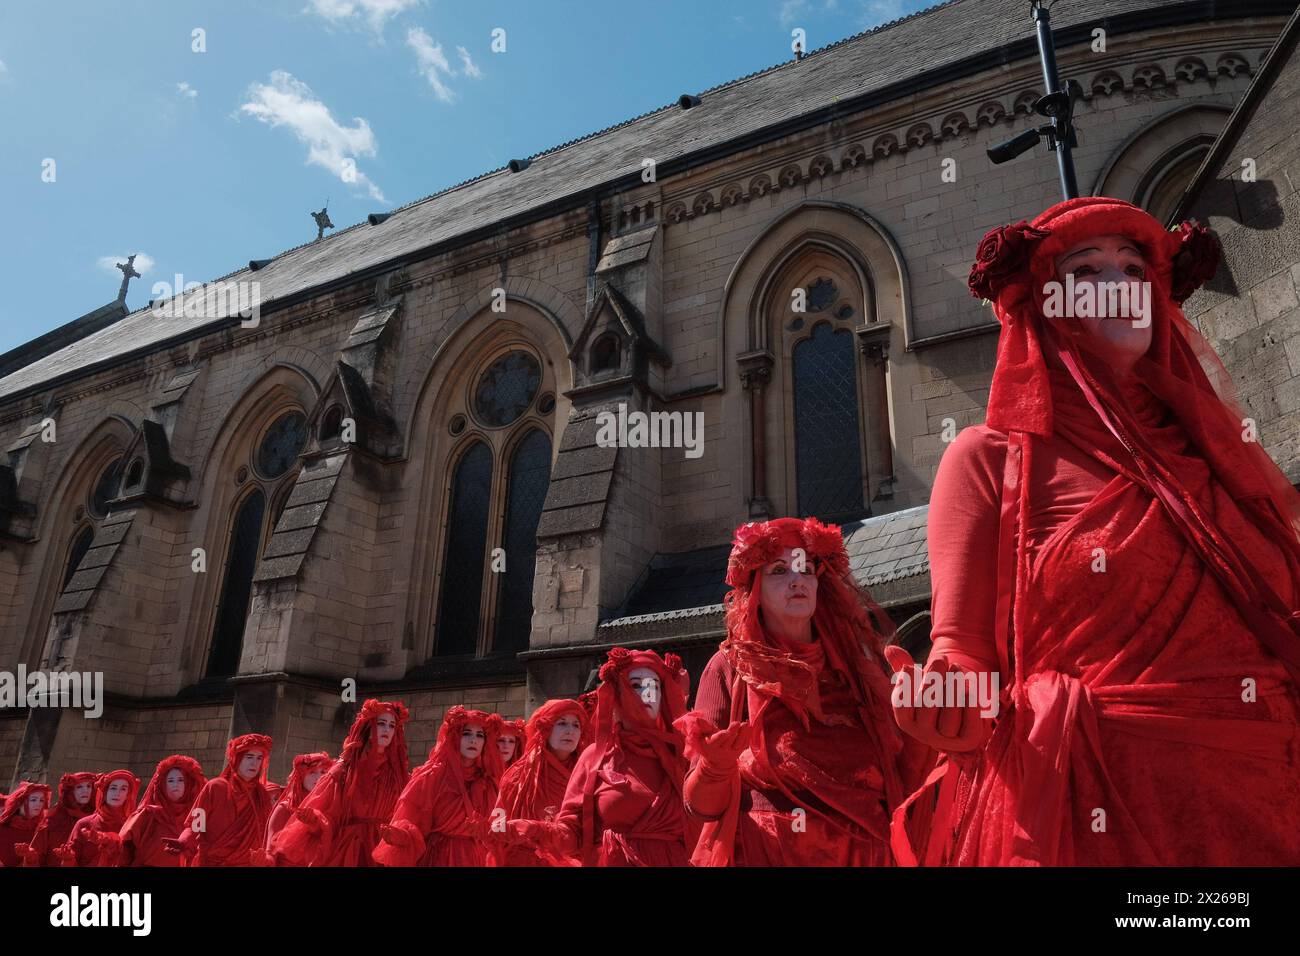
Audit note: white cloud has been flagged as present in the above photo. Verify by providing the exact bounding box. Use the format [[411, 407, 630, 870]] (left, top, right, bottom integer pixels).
[[98, 253, 157, 275], [239, 70, 385, 202], [176, 81, 198, 99], [407, 27, 455, 103], [456, 46, 481, 80], [306, 0, 420, 32], [0, 58, 8, 74]]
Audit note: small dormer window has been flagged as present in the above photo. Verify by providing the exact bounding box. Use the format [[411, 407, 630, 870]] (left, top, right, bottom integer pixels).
[[591, 333, 622, 374], [320, 405, 344, 443]]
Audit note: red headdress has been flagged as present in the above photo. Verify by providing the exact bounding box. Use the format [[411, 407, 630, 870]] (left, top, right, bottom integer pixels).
[[431, 706, 505, 781], [279, 752, 333, 812], [90, 770, 141, 831], [135, 756, 205, 829], [336, 699, 411, 786], [56, 771, 99, 815], [222, 733, 273, 785], [498, 699, 590, 819], [970, 197, 1300, 681], [0, 781, 52, 825]]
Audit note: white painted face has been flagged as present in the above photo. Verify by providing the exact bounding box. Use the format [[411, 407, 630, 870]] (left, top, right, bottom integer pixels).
[[1052, 233, 1153, 374], [237, 750, 264, 782], [24, 790, 48, 818], [164, 768, 186, 802], [758, 547, 819, 633], [497, 735, 518, 764], [459, 723, 486, 762], [627, 667, 662, 721], [374, 713, 396, 749], [548, 715, 582, 757], [303, 768, 325, 792], [104, 779, 130, 808], [73, 781, 94, 806]]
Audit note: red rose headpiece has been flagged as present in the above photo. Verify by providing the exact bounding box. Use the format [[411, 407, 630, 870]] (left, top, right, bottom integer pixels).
[[0, 781, 52, 823]]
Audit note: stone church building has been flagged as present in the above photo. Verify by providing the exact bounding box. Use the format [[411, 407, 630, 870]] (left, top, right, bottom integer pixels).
[[2, 0, 1296, 785]]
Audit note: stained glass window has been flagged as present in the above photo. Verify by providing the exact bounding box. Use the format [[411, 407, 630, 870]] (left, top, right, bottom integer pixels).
[[473, 352, 540, 427], [207, 488, 266, 677], [435, 442, 493, 656], [493, 429, 552, 655], [257, 411, 308, 479], [793, 323, 865, 522]]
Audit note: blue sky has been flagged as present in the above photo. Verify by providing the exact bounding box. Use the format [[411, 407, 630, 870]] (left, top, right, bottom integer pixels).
[[0, 0, 932, 355]]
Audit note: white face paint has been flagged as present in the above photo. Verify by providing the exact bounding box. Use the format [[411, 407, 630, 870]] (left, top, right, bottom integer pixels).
[[104, 779, 130, 808], [497, 735, 518, 764], [164, 768, 186, 802], [627, 666, 662, 721], [73, 782, 94, 806], [459, 723, 486, 762], [374, 713, 396, 749], [237, 750, 264, 782], [304, 769, 325, 792], [25, 790, 48, 818], [548, 714, 582, 757]]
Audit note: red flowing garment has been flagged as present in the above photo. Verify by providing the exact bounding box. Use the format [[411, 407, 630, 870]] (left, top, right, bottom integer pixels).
[[681, 517, 927, 866], [174, 733, 274, 867], [119, 756, 205, 867], [548, 648, 695, 867], [906, 197, 1300, 866], [270, 700, 410, 866], [372, 706, 502, 867], [59, 770, 140, 867], [489, 699, 590, 867], [265, 751, 332, 846], [0, 782, 52, 867], [20, 772, 95, 867]]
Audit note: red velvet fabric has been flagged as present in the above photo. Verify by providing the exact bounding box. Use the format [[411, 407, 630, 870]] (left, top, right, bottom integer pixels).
[[909, 198, 1300, 866], [175, 733, 274, 867], [120, 756, 205, 867], [60, 770, 139, 867], [21, 772, 95, 867], [270, 700, 410, 866], [372, 706, 501, 867], [265, 751, 332, 846], [0, 781, 52, 867], [489, 699, 589, 867]]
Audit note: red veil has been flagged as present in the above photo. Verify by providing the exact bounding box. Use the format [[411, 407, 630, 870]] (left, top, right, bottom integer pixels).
[[270, 699, 410, 866], [120, 756, 205, 867], [174, 732, 273, 867], [679, 516, 918, 866], [60, 770, 140, 867], [20, 772, 95, 866], [372, 706, 502, 867], [497, 718, 526, 774], [903, 197, 1300, 866], [489, 698, 590, 867], [0, 781, 52, 867], [265, 751, 332, 845]]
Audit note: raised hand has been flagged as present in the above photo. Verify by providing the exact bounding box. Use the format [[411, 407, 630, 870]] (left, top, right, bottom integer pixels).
[[883, 645, 993, 753]]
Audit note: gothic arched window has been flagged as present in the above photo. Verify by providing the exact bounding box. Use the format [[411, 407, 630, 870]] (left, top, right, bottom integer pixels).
[[61, 524, 96, 589], [432, 344, 555, 659], [206, 409, 307, 678], [793, 321, 865, 521]]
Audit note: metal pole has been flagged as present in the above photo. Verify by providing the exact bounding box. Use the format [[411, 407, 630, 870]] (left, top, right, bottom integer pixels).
[[1032, 3, 1079, 199]]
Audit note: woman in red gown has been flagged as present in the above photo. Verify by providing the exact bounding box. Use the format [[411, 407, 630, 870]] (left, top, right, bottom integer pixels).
[[166, 733, 274, 866], [489, 698, 589, 866], [496, 718, 525, 774], [270, 700, 410, 866], [679, 516, 928, 866], [891, 197, 1300, 865], [518, 647, 694, 867], [0, 782, 51, 867], [119, 756, 205, 867], [265, 751, 331, 846], [59, 770, 140, 867], [18, 772, 95, 866], [372, 706, 502, 867]]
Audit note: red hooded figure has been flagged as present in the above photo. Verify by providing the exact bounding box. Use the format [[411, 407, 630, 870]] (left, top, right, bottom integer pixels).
[[533, 647, 695, 866], [496, 718, 526, 775], [270, 700, 411, 866], [0, 781, 52, 867], [168, 732, 273, 866], [19, 772, 95, 866], [489, 698, 590, 867], [119, 756, 205, 867], [373, 706, 502, 867], [894, 197, 1300, 866], [680, 516, 928, 866], [265, 751, 332, 846], [58, 770, 139, 867]]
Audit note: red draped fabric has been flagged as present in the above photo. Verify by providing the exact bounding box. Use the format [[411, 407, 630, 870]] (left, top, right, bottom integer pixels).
[[904, 198, 1300, 866], [174, 733, 273, 867], [20, 772, 94, 867], [120, 756, 205, 867], [270, 700, 410, 867], [59, 770, 139, 867], [0, 781, 52, 867], [372, 707, 502, 867], [265, 752, 332, 846]]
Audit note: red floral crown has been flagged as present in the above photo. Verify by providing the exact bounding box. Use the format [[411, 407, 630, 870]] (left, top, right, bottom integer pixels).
[[725, 516, 848, 588], [598, 646, 684, 684], [226, 733, 273, 766]]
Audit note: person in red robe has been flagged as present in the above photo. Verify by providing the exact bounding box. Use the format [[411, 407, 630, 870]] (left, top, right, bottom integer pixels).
[[119, 756, 205, 867], [0, 782, 52, 867], [270, 700, 410, 866], [488, 698, 589, 867], [58, 770, 139, 867], [678, 516, 929, 866], [496, 718, 525, 775], [265, 751, 332, 846], [18, 772, 95, 866], [513, 647, 694, 866], [264, 779, 285, 806], [890, 197, 1300, 866], [165, 732, 274, 866], [372, 706, 502, 867]]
